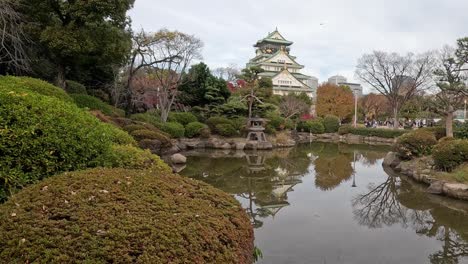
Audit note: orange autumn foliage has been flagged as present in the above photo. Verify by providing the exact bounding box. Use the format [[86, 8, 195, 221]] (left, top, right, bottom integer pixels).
[[316, 83, 354, 121]]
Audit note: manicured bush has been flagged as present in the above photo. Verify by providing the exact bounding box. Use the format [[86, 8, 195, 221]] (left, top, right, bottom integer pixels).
[[94, 145, 171, 172], [395, 130, 437, 160], [0, 87, 129, 195], [0, 168, 254, 263], [215, 124, 237, 137], [455, 123, 468, 139], [158, 122, 185, 138], [338, 124, 352, 135], [185, 122, 207, 138], [70, 94, 123, 117], [298, 120, 324, 134], [206, 116, 233, 130], [65, 80, 87, 94], [0, 75, 72, 102], [322, 115, 340, 133], [200, 127, 211, 138], [346, 127, 408, 138], [168, 112, 198, 125], [433, 139, 468, 171], [130, 112, 161, 127], [265, 111, 285, 130], [130, 129, 171, 147], [87, 89, 110, 102], [419, 127, 446, 140], [123, 124, 147, 133]]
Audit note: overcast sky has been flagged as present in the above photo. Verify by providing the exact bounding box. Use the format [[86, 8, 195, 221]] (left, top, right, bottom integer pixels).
[[129, 0, 468, 93]]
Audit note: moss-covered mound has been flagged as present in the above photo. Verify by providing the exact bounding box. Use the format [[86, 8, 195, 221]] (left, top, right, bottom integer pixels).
[[0, 168, 254, 263]]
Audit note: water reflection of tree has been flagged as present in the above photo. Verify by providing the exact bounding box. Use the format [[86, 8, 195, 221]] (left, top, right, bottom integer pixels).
[[353, 169, 468, 263]]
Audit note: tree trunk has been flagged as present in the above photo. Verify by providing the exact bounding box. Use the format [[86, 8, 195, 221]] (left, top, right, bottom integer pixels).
[[160, 108, 169, 123], [393, 106, 399, 129], [56, 64, 66, 90], [446, 112, 454, 138]]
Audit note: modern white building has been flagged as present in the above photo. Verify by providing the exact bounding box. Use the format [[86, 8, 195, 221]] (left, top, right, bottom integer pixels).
[[328, 75, 363, 97], [246, 29, 318, 98]]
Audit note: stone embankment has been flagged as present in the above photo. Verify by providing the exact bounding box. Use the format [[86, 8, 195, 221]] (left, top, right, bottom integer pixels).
[[383, 152, 468, 201], [162, 132, 396, 155]]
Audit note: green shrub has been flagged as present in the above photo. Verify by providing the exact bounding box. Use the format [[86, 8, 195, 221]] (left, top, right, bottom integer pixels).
[[0, 168, 254, 263], [130, 129, 171, 147], [70, 94, 116, 116], [395, 130, 437, 160], [94, 145, 170, 172], [65, 80, 87, 94], [298, 120, 324, 134], [215, 124, 237, 137], [455, 123, 468, 139], [185, 122, 207, 138], [200, 127, 211, 138], [265, 111, 285, 130], [265, 124, 277, 135], [347, 127, 408, 138], [322, 115, 340, 133], [206, 116, 233, 130], [102, 123, 136, 145], [168, 112, 198, 125], [158, 122, 185, 138], [433, 139, 468, 171], [419, 127, 446, 140], [231, 117, 248, 131], [123, 124, 147, 133], [130, 112, 161, 127], [0, 75, 72, 102], [338, 125, 353, 135], [87, 89, 110, 102], [0, 87, 125, 195]]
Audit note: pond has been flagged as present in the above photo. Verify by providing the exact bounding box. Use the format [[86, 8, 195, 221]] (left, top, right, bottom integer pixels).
[[179, 143, 468, 264]]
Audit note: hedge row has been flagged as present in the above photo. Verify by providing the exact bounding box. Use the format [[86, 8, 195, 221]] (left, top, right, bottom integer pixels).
[[339, 126, 409, 138]]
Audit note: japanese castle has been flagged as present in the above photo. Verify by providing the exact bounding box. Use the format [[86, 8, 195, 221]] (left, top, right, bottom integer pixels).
[[246, 28, 318, 98]]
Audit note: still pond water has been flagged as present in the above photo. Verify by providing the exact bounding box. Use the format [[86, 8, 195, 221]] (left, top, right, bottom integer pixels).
[[179, 143, 468, 264]]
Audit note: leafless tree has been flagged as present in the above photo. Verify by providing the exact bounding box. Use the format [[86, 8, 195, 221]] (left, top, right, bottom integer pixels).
[[279, 94, 309, 119], [429, 46, 468, 137], [124, 29, 202, 117], [355, 51, 435, 128], [213, 64, 240, 82], [0, 0, 30, 74]]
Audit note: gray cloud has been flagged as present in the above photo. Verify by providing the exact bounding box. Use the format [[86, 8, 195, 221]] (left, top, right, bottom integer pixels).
[[129, 0, 468, 93]]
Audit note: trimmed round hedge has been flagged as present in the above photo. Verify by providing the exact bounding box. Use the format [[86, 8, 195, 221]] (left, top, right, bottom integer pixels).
[[0, 75, 72, 102], [0, 168, 254, 263], [394, 130, 437, 160], [432, 139, 468, 171], [298, 120, 325, 134], [322, 115, 340, 133], [0, 86, 135, 195], [185, 122, 207, 138], [168, 112, 198, 126]]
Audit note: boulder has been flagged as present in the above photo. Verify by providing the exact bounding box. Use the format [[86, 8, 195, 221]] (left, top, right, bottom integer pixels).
[[382, 152, 401, 168], [235, 142, 246, 150], [171, 153, 187, 164], [427, 181, 445, 194]]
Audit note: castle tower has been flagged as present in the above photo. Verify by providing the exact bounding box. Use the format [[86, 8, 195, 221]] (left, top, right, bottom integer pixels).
[[246, 28, 318, 98]]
